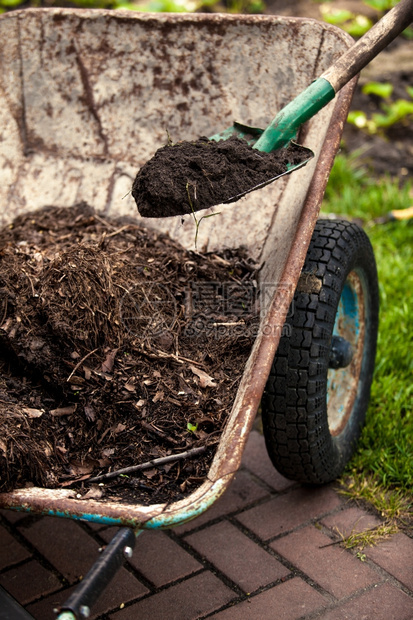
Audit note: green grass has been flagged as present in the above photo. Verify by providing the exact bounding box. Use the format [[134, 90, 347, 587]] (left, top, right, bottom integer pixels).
[[322, 151, 412, 220], [335, 520, 399, 552], [320, 152, 413, 515]]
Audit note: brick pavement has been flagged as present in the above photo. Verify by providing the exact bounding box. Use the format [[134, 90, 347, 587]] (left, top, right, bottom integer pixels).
[[0, 429, 412, 619]]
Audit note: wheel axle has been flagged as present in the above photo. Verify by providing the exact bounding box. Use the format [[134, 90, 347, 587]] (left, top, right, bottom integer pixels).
[[329, 335, 354, 369]]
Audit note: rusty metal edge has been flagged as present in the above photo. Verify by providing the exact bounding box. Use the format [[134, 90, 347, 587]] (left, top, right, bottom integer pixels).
[[0, 10, 357, 528], [205, 74, 360, 484], [0, 7, 360, 35], [0, 474, 234, 529]]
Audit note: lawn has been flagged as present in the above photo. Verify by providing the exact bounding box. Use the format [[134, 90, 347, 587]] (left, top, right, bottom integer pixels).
[[320, 152, 412, 522]]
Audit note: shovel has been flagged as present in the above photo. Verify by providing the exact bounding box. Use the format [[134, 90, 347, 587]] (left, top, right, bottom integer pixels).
[[133, 0, 413, 218]]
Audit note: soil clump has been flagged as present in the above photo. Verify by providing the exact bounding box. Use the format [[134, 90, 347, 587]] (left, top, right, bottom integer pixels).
[[132, 137, 311, 218], [0, 204, 258, 505]]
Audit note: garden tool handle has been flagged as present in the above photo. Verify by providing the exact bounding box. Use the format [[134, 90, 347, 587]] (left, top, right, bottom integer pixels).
[[57, 528, 137, 620], [253, 0, 413, 153], [321, 0, 413, 92]]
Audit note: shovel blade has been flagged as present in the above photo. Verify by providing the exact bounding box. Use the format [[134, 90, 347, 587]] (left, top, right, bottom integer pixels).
[[210, 122, 265, 145], [223, 143, 314, 204], [209, 122, 314, 204]]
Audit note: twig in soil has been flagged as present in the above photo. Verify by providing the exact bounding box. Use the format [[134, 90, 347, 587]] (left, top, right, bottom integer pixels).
[[93, 213, 117, 230], [22, 269, 36, 297], [0, 297, 7, 326], [142, 347, 205, 367], [106, 225, 132, 239], [67, 347, 99, 382], [212, 321, 245, 327], [141, 420, 180, 446], [88, 446, 207, 482]]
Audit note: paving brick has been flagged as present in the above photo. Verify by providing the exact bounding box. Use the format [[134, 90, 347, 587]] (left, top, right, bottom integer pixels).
[[27, 566, 148, 620], [241, 430, 294, 492], [317, 582, 413, 620], [0, 523, 30, 570], [211, 577, 327, 619], [271, 525, 380, 599], [110, 571, 236, 620], [0, 559, 60, 605], [26, 586, 81, 620], [236, 486, 342, 541], [1, 480, 411, 620], [365, 533, 413, 590], [175, 469, 268, 534], [185, 520, 289, 593], [0, 509, 29, 524], [84, 521, 109, 532], [18, 516, 101, 583], [100, 528, 202, 587], [321, 506, 381, 537]]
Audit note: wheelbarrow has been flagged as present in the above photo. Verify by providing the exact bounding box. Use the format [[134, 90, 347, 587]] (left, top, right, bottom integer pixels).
[[0, 4, 403, 617]]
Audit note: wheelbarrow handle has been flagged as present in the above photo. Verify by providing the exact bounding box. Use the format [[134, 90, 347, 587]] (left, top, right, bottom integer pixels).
[[56, 528, 137, 620], [253, 0, 413, 153]]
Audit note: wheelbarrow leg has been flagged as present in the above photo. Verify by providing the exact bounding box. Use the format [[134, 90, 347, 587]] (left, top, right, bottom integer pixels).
[[56, 527, 139, 620]]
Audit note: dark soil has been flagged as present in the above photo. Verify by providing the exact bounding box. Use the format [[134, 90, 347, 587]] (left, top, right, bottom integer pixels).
[[0, 203, 259, 504], [132, 137, 312, 218]]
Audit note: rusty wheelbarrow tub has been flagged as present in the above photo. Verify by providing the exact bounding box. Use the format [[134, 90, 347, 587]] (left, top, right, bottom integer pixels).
[[0, 8, 381, 619]]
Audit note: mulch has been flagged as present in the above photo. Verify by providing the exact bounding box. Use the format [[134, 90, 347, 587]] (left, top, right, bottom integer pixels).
[[0, 203, 258, 505]]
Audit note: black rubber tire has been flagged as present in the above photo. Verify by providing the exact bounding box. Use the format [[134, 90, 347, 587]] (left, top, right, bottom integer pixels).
[[262, 219, 379, 484]]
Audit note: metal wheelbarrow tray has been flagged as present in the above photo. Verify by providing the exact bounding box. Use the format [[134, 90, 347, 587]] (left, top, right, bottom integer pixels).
[[0, 10, 358, 527]]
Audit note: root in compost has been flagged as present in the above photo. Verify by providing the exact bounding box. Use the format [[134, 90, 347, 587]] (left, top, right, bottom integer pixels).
[[132, 136, 311, 218], [0, 203, 259, 505]]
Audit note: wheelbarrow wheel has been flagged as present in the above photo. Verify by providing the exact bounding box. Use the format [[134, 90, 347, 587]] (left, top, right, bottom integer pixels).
[[262, 219, 379, 484]]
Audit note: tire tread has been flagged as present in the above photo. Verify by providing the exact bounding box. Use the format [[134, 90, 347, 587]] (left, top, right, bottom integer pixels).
[[262, 219, 379, 484]]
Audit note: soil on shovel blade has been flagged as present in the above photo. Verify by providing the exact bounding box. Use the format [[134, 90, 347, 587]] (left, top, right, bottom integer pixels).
[[132, 137, 310, 218], [0, 204, 259, 505]]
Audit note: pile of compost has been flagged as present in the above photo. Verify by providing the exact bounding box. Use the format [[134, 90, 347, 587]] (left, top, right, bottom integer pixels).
[[132, 136, 311, 218], [0, 204, 258, 505]]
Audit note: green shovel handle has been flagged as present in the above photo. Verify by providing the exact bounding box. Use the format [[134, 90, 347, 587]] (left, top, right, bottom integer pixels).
[[253, 78, 335, 153], [254, 0, 413, 153]]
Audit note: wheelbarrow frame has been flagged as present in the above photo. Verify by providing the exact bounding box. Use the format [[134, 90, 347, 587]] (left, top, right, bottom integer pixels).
[[0, 76, 357, 525], [0, 8, 358, 617]]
